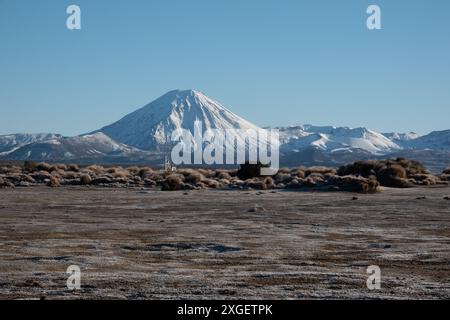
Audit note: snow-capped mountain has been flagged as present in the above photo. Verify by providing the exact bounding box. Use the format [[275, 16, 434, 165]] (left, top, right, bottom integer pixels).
[[0, 133, 62, 155], [278, 125, 401, 155], [94, 89, 262, 151], [382, 132, 421, 147], [404, 129, 450, 151], [0, 89, 449, 170], [2, 133, 152, 162]]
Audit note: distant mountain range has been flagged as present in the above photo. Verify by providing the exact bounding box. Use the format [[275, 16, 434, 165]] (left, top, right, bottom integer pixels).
[[1, 89, 449, 171]]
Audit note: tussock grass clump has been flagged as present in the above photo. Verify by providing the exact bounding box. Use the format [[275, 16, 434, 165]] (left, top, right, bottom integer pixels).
[[0, 177, 14, 188], [197, 169, 215, 179], [162, 174, 185, 191], [185, 171, 205, 184], [244, 179, 267, 190], [202, 178, 221, 189], [23, 161, 54, 173], [30, 171, 52, 182], [63, 171, 79, 180], [137, 167, 153, 179], [126, 166, 140, 175], [264, 177, 275, 188], [410, 174, 442, 186], [338, 158, 430, 188], [216, 170, 232, 181], [443, 168, 450, 175], [277, 168, 291, 174], [91, 176, 113, 185], [80, 174, 92, 185], [290, 168, 305, 179], [86, 165, 105, 175], [376, 165, 412, 188], [327, 175, 379, 193], [337, 160, 379, 177], [274, 172, 292, 184], [305, 166, 336, 177], [0, 166, 22, 175], [47, 176, 60, 187], [306, 173, 325, 184], [67, 164, 79, 172], [0, 158, 443, 191]]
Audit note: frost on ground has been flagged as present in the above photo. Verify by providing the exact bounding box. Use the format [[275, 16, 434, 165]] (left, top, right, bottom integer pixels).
[[0, 186, 449, 299]]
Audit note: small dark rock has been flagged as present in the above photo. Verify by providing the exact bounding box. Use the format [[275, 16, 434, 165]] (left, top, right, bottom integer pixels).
[[248, 206, 265, 213], [368, 243, 391, 249]]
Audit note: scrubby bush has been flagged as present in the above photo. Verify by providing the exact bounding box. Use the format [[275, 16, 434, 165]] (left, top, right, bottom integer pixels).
[[47, 176, 60, 187], [307, 173, 325, 184], [23, 161, 54, 173], [31, 171, 52, 182], [286, 178, 301, 189], [203, 178, 221, 189], [274, 172, 292, 184], [376, 165, 413, 188], [443, 168, 450, 175], [0, 177, 14, 188], [337, 160, 378, 177], [327, 175, 379, 193], [185, 171, 205, 184], [290, 168, 305, 179], [86, 165, 105, 174], [338, 158, 431, 188], [197, 169, 215, 179], [23, 160, 37, 172], [67, 164, 79, 172], [80, 174, 92, 185], [244, 179, 267, 190], [216, 170, 232, 181], [264, 176, 275, 188], [162, 174, 185, 191], [410, 174, 441, 185], [137, 167, 153, 179], [63, 171, 79, 180], [338, 158, 428, 179], [305, 166, 336, 177], [126, 166, 140, 175], [92, 176, 113, 185]]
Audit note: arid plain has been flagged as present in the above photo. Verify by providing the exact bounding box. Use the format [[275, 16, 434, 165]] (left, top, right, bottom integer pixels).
[[0, 186, 449, 299]]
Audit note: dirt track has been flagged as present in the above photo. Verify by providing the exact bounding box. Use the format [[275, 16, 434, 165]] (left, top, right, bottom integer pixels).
[[0, 186, 449, 299]]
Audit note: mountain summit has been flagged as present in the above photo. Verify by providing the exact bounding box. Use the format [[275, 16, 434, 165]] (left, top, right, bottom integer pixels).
[[0, 89, 449, 171], [95, 89, 261, 151]]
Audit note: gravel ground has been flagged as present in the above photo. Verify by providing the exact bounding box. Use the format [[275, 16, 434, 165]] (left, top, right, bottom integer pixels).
[[0, 186, 449, 299]]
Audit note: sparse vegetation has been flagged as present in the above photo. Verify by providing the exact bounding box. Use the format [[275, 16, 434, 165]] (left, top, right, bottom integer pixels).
[[0, 158, 448, 193]]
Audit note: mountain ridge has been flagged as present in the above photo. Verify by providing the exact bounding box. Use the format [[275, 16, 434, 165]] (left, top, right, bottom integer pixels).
[[0, 89, 449, 171]]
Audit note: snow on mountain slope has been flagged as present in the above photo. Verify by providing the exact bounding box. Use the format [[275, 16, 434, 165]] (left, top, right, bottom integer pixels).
[[0, 133, 62, 155], [278, 125, 401, 155], [95, 89, 264, 151], [382, 132, 421, 147], [1, 89, 449, 166], [2, 133, 150, 161], [404, 129, 450, 151]]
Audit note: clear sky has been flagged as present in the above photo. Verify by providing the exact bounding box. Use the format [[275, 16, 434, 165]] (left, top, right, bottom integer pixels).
[[1, 0, 449, 136]]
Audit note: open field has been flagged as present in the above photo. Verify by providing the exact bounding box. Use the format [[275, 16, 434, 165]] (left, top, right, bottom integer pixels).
[[0, 186, 449, 299]]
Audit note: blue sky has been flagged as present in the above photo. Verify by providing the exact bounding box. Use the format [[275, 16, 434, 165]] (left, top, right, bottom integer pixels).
[[1, 0, 449, 136]]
